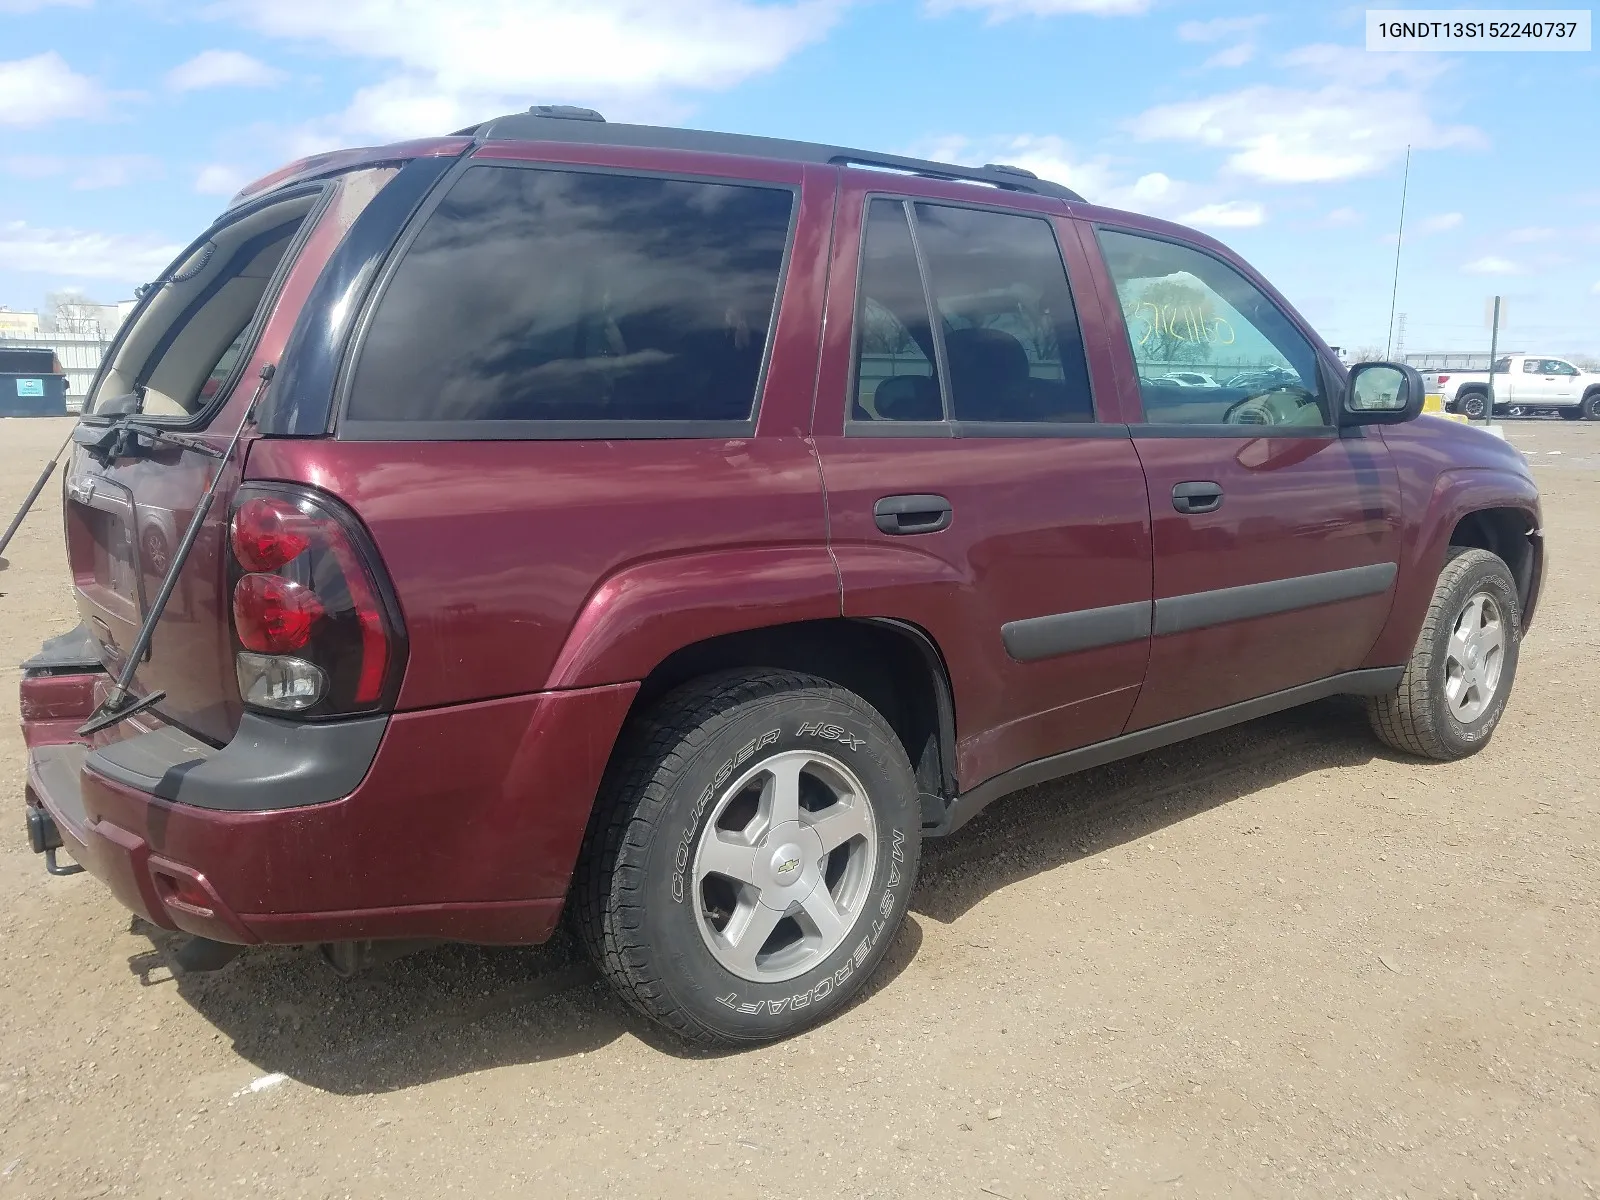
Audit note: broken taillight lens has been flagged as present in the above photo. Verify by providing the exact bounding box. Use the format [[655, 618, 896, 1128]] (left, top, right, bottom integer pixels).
[[228, 485, 405, 717]]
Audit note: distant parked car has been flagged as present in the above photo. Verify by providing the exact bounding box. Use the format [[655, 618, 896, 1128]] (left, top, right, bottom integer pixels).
[[1426, 355, 1600, 421], [1158, 371, 1220, 388], [1225, 366, 1301, 390]]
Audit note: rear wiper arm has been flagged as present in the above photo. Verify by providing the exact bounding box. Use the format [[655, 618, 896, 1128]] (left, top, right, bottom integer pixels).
[[78, 364, 275, 737]]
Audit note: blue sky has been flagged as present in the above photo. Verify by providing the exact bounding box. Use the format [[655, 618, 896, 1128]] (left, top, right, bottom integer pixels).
[[2, 0, 1596, 355]]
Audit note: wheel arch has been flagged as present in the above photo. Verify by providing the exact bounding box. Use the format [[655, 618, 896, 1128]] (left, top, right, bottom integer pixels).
[[1448, 506, 1541, 624], [625, 617, 959, 829], [1363, 469, 1542, 667]]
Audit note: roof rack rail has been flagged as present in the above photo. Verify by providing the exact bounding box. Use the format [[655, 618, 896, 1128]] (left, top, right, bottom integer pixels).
[[457, 110, 1084, 202]]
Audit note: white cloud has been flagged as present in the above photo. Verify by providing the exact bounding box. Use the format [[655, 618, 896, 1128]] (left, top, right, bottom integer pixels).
[[1178, 15, 1268, 41], [910, 133, 1272, 230], [1417, 211, 1463, 234], [2, 154, 65, 178], [1203, 43, 1256, 68], [194, 163, 253, 196], [1323, 206, 1361, 226], [1128, 42, 1482, 183], [912, 133, 1193, 213], [928, 0, 1149, 16], [1462, 255, 1521, 275], [0, 221, 181, 280], [1507, 226, 1556, 243], [0, 52, 108, 126], [2, 153, 161, 189], [166, 50, 286, 92], [212, 0, 847, 148], [1180, 200, 1265, 228]]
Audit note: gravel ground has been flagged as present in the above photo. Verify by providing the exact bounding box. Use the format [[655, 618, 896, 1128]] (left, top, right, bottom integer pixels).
[[1, 415, 1596, 1200]]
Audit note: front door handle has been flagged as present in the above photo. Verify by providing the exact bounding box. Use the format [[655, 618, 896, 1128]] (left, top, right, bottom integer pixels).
[[1172, 481, 1223, 515], [874, 494, 953, 535]]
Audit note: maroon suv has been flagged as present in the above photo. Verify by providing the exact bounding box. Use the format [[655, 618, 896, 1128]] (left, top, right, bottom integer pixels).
[[20, 107, 1544, 1045]]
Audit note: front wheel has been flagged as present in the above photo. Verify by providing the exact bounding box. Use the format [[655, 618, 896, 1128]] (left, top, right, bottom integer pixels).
[[1584, 391, 1600, 421], [573, 670, 921, 1047], [1455, 392, 1488, 420], [1368, 548, 1521, 760]]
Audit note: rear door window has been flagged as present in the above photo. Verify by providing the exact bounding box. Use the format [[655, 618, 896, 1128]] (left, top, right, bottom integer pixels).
[[344, 165, 795, 433], [849, 198, 1096, 428], [852, 199, 945, 422], [912, 203, 1094, 424]]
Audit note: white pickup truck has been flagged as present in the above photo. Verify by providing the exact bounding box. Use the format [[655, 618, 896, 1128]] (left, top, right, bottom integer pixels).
[[1426, 355, 1600, 421]]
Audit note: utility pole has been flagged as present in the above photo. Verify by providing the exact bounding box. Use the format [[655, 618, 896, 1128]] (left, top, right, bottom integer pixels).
[[1485, 295, 1501, 424], [1385, 146, 1411, 360]]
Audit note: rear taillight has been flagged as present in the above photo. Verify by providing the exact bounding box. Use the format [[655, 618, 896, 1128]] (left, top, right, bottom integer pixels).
[[228, 485, 405, 718], [1436, 374, 1450, 384]]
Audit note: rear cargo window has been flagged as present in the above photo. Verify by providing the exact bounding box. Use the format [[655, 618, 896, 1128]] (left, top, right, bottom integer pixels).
[[90, 191, 322, 419], [344, 165, 795, 429]]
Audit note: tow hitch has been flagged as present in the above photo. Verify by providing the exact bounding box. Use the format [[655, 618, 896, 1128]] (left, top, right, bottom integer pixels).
[[26, 807, 83, 877]]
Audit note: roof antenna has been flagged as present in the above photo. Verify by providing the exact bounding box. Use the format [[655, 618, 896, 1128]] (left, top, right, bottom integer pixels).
[[77, 363, 275, 736]]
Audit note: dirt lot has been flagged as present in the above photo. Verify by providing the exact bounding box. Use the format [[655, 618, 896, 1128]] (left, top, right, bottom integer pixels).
[[0, 415, 1595, 1200]]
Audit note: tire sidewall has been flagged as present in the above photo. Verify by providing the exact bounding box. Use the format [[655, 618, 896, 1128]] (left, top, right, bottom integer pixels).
[[1458, 393, 1486, 420], [1426, 555, 1521, 755], [639, 690, 920, 1041], [1585, 392, 1600, 420]]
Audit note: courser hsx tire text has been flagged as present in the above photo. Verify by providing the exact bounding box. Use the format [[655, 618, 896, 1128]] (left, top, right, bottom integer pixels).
[[1368, 548, 1521, 760], [572, 670, 921, 1046]]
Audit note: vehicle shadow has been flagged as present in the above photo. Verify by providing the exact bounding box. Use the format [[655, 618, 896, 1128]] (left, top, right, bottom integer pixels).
[[914, 695, 1399, 925], [130, 905, 927, 1094], [134, 696, 1409, 1094]]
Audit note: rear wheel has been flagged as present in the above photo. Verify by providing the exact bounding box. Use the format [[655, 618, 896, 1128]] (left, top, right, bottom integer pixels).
[[573, 669, 921, 1047], [1368, 548, 1521, 760], [1456, 391, 1488, 420]]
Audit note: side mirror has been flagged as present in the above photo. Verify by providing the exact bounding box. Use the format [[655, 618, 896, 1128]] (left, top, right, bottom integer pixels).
[[1342, 361, 1424, 426]]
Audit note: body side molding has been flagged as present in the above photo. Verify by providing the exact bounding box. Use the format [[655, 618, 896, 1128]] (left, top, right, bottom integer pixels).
[[1153, 562, 1397, 637], [1001, 600, 1152, 661]]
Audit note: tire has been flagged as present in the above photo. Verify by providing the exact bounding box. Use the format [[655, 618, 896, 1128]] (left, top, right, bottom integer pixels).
[[573, 669, 922, 1047], [1455, 391, 1488, 420], [1368, 548, 1521, 760], [1584, 391, 1600, 421]]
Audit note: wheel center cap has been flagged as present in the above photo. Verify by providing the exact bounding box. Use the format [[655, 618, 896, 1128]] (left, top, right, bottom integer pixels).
[[769, 842, 804, 884], [1466, 644, 1480, 667]]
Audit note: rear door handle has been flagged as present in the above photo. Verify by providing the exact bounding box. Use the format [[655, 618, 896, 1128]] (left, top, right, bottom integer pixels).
[[874, 494, 953, 535], [1172, 481, 1223, 515]]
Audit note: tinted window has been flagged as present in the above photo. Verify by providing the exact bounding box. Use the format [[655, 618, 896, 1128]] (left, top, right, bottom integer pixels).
[[913, 204, 1094, 423], [1544, 359, 1577, 376], [852, 199, 944, 422], [1098, 229, 1331, 428], [347, 166, 793, 425], [1523, 359, 1541, 373]]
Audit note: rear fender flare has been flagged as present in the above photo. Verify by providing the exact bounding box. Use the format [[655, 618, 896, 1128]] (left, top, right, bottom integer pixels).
[[543, 546, 842, 691]]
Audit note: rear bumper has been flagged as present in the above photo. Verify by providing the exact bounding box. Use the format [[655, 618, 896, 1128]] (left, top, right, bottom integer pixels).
[[22, 665, 638, 946]]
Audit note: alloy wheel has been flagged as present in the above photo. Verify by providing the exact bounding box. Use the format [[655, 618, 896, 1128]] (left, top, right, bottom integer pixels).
[[692, 749, 878, 983], [1443, 591, 1505, 724]]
